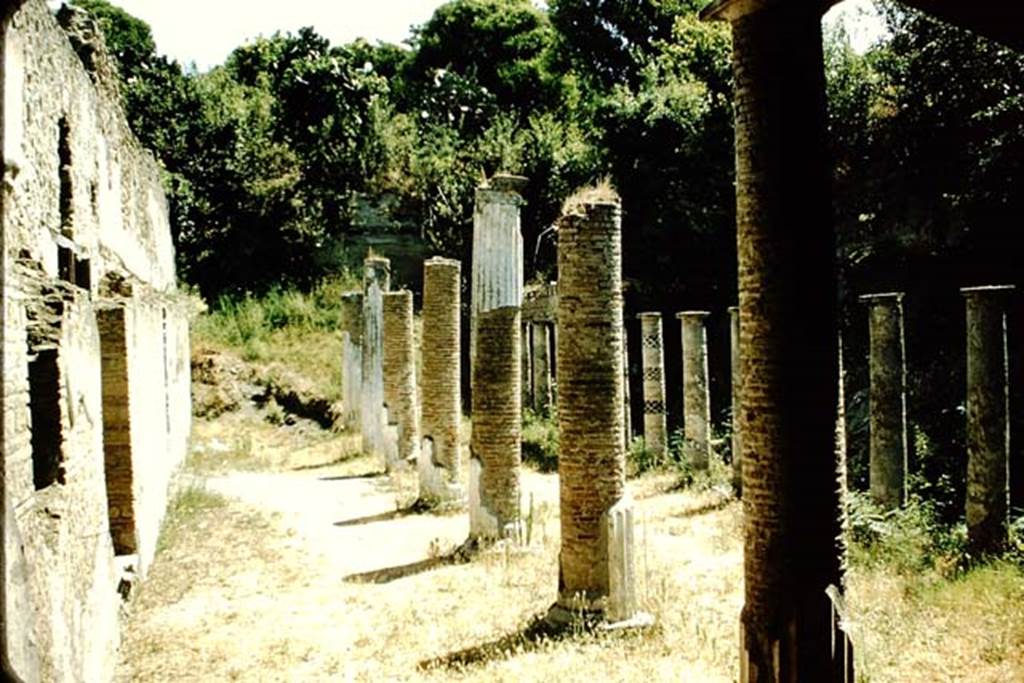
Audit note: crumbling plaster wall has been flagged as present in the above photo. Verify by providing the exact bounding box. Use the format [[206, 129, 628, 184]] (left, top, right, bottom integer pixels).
[[2, 1, 191, 680]]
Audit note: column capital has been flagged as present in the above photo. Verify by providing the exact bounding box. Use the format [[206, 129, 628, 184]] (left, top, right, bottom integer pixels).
[[858, 292, 904, 305], [960, 284, 1015, 298], [637, 311, 662, 321], [701, 0, 838, 22], [675, 310, 711, 320]]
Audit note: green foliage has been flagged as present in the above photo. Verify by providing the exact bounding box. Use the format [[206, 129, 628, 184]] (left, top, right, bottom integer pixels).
[[521, 408, 560, 472], [405, 0, 563, 117], [627, 435, 661, 476], [665, 427, 732, 491], [847, 491, 969, 576]]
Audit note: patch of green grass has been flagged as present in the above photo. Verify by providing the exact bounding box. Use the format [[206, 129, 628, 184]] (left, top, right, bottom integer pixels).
[[192, 275, 360, 402], [156, 482, 228, 555]]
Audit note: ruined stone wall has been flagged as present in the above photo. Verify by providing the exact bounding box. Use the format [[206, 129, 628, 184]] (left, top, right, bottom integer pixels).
[[2, 2, 191, 679]]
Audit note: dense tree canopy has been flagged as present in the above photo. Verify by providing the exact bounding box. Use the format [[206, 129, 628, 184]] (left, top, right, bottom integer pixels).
[[74, 0, 1024, 519]]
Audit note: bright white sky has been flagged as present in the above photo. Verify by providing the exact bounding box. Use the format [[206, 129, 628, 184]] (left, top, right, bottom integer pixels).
[[70, 0, 452, 71], [52, 0, 886, 72]]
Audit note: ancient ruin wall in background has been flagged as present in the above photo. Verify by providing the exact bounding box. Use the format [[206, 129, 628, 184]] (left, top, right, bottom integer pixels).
[[2, 2, 192, 679]]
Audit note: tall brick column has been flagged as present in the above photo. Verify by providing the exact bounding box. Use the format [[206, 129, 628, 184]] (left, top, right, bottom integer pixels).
[[859, 292, 908, 509], [678, 311, 712, 471], [340, 292, 363, 432], [471, 174, 526, 393], [469, 306, 522, 541], [703, 1, 853, 680], [961, 285, 1014, 555], [383, 291, 419, 472], [551, 198, 646, 626], [729, 306, 743, 496], [420, 257, 463, 501], [531, 322, 552, 414], [361, 255, 390, 463], [638, 312, 668, 462]]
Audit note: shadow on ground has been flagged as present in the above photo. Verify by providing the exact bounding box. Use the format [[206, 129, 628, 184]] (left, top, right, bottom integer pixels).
[[343, 537, 479, 584], [672, 493, 734, 519], [417, 614, 568, 671]]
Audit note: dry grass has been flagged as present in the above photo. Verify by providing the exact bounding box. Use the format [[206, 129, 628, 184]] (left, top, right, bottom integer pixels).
[[560, 177, 620, 216], [847, 560, 1024, 682], [120, 407, 1024, 682]]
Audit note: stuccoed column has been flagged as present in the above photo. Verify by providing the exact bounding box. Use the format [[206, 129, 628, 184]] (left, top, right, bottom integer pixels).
[[638, 312, 668, 463], [551, 196, 647, 627], [531, 322, 552, 415], [962, 285, 1014, 555], [470, 174, 526, 393], [678, 311, 712, 471], [420, 257, 463, 501], [469, 306, 522, 541], [340, 292, 364, 433], [623, 322, 633, 447], [383, 290, 419, 472], [859, 292, 908, 509], [729, 306, 742, 496], [522, 323, 532, 408], [361, 255, 390, 461], [703, 0, 853, 680]]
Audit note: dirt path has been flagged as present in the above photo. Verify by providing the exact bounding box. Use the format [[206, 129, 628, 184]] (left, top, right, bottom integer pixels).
[[116, 415, 744, 682], [204, 460, 560, 581], [117, 411, 1024, 682]]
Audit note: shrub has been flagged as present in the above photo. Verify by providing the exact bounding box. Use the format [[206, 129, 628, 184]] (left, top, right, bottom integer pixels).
[[521, 407, 559, 472]]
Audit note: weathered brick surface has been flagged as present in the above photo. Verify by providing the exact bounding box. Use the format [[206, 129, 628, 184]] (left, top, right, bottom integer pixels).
[[729, 306, 743, 495], [727, 4, 852, 680], [637, 312, 667, 459], [678, 311, 711, 470], [469, 306, 522, 540], [860, 293, 908, 509], [383, 291, 419, 468], [98, 307, 135, 555], [962, 285, 1014, 555], [2, 3, 192, 679], [421, 258, 462, 497], [556, 201, 631, 614]]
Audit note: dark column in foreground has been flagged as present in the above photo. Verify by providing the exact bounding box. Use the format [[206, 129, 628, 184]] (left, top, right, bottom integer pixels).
[[703, 0, 853, 680]]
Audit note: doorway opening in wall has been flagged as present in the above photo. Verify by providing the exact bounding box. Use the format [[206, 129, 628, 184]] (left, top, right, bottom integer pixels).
[[28, 347, 65, 490], [58, 116, 73, 237], [98, 308, 138, 556]]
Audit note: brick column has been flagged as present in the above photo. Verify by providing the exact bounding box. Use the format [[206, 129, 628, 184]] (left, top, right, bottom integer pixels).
[[420, 257, 463, 501], [859, 292, 908, 509], [678, 311, 712, 471], [704, 1, 853, 680], [961, 285, 1014, 555], [637, 312, 667, 462], [469, 306, 522, 541], [361, 255, 390, 462], [340, 292, 363, 433], [531, 322, 552, 415], [729, 306, 742, 496], [471, 174, 526, 394], [551, 198, 646, 626], [383, 291, 418, 472]]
